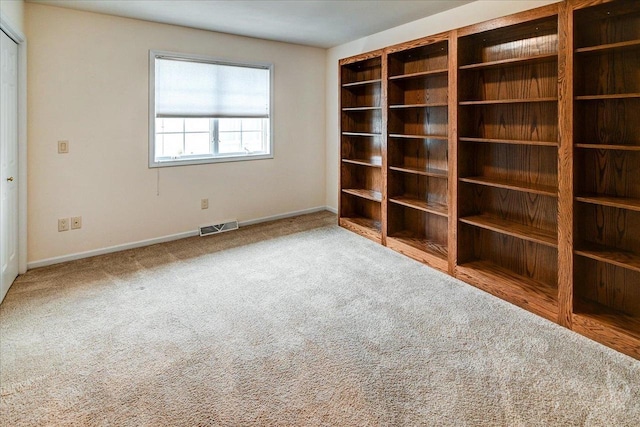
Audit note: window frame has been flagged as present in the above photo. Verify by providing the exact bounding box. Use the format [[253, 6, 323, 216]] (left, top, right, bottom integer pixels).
[[148, 50, 274, 168]]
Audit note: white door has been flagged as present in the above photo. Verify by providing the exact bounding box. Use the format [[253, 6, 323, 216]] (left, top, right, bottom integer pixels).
[[0, 29, 19, 303]]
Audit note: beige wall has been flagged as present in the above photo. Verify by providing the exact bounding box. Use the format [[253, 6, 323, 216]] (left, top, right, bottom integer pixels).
[[26, 3, 326, 264], [0, 0, 24, 34], [325, 0, 562, 211]]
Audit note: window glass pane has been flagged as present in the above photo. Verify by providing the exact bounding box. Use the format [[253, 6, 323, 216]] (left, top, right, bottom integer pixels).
[[185, 133, 211, 155], [241, 118, 262, 131], [156, 118, 184, 133], [219, 132, 242, 153], [218, 118, 241, 132], [159, 133, 184, 157], [185, 118, 210, 133], [242, 132, 263, 152]]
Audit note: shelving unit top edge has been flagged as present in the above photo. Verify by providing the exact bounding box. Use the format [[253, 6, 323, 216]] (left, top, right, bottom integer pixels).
[[338, 49, 384, 66], [384, 31, 450, 55], [455, 2, 560, 38]]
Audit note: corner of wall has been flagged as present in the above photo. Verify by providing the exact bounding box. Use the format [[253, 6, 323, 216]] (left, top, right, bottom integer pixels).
[[0, 0, 25, 35]]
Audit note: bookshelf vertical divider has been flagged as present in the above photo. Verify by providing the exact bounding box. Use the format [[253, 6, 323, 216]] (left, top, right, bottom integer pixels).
[[337, 0, 640, 360], [448, 32, 459, 275], [557, 0, 574, 329]]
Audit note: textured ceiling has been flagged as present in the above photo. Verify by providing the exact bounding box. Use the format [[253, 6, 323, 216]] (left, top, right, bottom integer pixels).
[[27, 0, 475, 48]]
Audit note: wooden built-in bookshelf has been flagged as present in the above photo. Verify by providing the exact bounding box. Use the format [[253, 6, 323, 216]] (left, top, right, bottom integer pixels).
[[339, 52, 385, 243], [337, 0, 640, 359], [569, 0, 640, 358], [455, 6, 561, 321], [384, 34, 452, 272]]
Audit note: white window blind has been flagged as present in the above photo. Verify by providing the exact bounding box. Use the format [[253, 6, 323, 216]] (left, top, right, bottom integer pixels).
[[155, 57, 270, 119]]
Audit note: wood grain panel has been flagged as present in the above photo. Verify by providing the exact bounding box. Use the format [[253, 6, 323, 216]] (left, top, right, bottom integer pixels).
[[573, 0, 640, 49], [573, 292, 640, 360], [448, 30, 459, 275], [558, 0, 573, 328], [576, 242, 640, 273], [340, 55, 382, 84], [387, 203, 448, 248], [572, 309, 640, 360], [459, 60, 558, 102], [388, 137, 448, 174], [574, 99, 640, 146], [459, 184, 558, 234], [386, 236, 449, 272], [458, 17, 558, 66], [388, 74, 448, 106], [461, 225, 559, 287], [574, 256, 640, 316], [575, 149, 640, 199], [388, 107, 448, 137], [459, 143, 558, 189], [341, 109, 383, 134], [341, 83, 381, 108], [387, 202, 448, 270], [458, 103, 558, 143], [386, 32, 450, 55], [388, 40, 448, 76], [455, 260, 558, 322], [340, 192, 382, 239], [341, 135, 382, 165], [389, 171, 448, 207], [341, 162, 382, 195], [459, 176, 556, 197], [339, 217, 382, 243], [575, 49, 640, 96], [381, 50, 389, 247], [575, 203, 640, 255], [456, 3, 559, 38]]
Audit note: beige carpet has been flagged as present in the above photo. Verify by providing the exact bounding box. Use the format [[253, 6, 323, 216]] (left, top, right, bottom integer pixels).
[[1, 211, 639, 426]]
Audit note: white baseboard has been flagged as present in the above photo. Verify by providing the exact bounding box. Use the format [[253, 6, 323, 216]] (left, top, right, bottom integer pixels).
[[27, 206, 333, 270], [238, 206, 328, 226], [325, 206, 338, 214]]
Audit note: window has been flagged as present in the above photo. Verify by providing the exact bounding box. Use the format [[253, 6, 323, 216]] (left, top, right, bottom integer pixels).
[[149, 51, 273, 167]]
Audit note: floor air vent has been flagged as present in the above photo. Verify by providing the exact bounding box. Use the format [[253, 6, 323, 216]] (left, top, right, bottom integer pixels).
[[199, 220, 238, 236]]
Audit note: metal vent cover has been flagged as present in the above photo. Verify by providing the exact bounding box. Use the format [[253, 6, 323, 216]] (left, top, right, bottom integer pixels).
[[199, 220, 239, 236]]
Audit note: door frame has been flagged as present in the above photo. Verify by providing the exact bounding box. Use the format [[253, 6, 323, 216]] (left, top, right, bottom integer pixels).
[[1, 13, 27, 275]]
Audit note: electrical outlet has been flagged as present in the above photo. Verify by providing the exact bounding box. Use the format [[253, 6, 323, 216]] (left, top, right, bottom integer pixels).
[[58, 140, 69, 154], [201, 198, 209, 209], [58, 218, 70, 232], [71, 216, 82, 230]]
